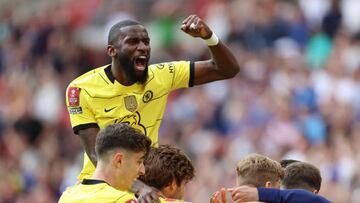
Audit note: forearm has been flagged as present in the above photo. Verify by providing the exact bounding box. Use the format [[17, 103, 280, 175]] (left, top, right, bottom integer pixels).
[[84, 145, 97, 166], [257, 188, 331, 203], [78, 128, 99, 166], [208, 40, 239, 78]]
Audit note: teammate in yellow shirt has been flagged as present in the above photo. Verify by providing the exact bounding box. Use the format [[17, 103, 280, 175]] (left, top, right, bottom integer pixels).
[[59, 123, 151, 203], [139, 145, 194, 203], [65, 14, 239, 203]]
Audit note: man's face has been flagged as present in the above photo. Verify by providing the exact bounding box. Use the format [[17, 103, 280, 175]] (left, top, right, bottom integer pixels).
[[120, 151, 146, 190], [115, 25, 151, 84]]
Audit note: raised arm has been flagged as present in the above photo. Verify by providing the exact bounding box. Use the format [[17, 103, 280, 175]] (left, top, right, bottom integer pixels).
[[181, 14, 240, 86]]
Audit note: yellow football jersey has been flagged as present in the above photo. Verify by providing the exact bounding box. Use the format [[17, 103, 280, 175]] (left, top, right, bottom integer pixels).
[[66, 61, 193, 180], [58, 179, 138, 203]]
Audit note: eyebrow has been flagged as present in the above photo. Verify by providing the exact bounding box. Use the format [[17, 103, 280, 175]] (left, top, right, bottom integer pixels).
[[125, 36, 150, 40]]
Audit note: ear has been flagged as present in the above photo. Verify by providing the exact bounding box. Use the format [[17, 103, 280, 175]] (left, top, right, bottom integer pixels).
[[313, 189, 319, 194], [107, 45, 116, 57], [161, 179, 177, 196], [169, 179, 177, 190], [265, 181, 272, 188], [112, 152, 123, 168]]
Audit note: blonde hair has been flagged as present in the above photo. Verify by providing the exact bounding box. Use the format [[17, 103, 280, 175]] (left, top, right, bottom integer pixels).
[[236, 153, 284, 187]]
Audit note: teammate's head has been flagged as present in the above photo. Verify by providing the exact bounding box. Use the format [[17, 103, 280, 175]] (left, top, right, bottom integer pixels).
[[281, 162, 322, 194], [107, 20, 150, 84], [139, 145, 195, 199], [95, 123, 151, 190], [279, 159, 300, 168], [236, 153, 284, 188]]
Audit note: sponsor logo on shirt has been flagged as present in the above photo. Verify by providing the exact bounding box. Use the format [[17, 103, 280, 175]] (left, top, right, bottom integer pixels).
[[69, 107, 83, 114], [104, 106, 117, 112], [114, 111, 146, 135]]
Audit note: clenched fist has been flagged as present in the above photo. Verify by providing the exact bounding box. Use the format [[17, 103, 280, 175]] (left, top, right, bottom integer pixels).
[[181, 14, 213, 39]]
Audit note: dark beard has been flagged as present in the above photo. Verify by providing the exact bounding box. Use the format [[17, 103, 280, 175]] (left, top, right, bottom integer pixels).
[[117, 53, 148, 84]]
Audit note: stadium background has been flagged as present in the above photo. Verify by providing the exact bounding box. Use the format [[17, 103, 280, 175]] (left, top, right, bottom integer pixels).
[[1, 0, 360, 202]]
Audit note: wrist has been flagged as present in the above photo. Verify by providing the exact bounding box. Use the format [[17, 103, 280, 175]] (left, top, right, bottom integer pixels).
[[204, 32, 219, 46]]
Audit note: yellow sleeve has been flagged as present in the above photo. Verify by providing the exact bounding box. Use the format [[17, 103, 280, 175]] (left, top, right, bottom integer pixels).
[[66, 85, 99, 134], [152, 61, 194, 91], [114, 192, 138, 203]]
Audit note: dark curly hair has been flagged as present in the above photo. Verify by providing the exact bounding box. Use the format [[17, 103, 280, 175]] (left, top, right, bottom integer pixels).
[[95, 123, 151, 159], [139, 145, 195, 190]]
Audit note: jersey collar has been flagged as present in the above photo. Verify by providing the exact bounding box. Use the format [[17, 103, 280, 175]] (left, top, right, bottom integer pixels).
[[104, 65, 116, 84], [82, 179, 108, 185]]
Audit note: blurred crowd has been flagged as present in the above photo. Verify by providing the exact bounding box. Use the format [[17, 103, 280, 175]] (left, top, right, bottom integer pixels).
[[1, 0, 360, 202]]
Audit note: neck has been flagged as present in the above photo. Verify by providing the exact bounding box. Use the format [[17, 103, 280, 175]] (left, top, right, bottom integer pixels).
[[111, 60, 134, 86], [92, 162, 127, 191]]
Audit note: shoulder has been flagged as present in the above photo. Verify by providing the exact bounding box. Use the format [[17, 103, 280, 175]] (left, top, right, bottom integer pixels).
[[58, 185, 82, 202], [112, 190, 137, 203], [68, 65, 110, 88], [99, 186, 137, 202], [149, 61, 190, 73], [66, 65, 112, 97]]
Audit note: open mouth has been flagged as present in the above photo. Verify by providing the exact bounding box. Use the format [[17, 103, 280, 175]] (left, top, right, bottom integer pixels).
[[134, 56, 147, 71]]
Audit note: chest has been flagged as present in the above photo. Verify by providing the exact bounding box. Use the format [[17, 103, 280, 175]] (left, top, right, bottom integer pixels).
[[90, 92, 153, 115]]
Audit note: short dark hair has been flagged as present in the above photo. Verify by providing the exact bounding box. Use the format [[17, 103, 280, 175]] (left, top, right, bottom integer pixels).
[[236, 154, 284, 187], [139, 145, 195, 190], [280, 159, 300, 168], [95, 123, 151, 159], [108, 20, 142, 45], [281, 162, 322, 192]]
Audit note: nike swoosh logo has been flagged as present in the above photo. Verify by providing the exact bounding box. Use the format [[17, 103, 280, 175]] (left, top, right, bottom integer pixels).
[[104, 106, 117, 112]]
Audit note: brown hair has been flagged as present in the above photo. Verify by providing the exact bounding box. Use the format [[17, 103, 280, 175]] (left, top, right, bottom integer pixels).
[[282, 162, 322, 192], [236, 153, 284, 187], [280, 159, 300, 168], [139, 145, 195, 190], [95, 123, 151, 159]]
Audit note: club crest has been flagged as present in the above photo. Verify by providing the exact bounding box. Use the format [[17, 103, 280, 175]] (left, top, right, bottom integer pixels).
[[142, 90, 153, 103], [124, 95, 137, 112]]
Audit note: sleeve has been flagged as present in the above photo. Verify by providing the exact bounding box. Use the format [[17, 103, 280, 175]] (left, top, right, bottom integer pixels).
[[152, 61, 194, 91], [118, 193, 138, 203], [122, 199, 138, 203], [257, 188, 332, 203], [66, 85, 99, 134]]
